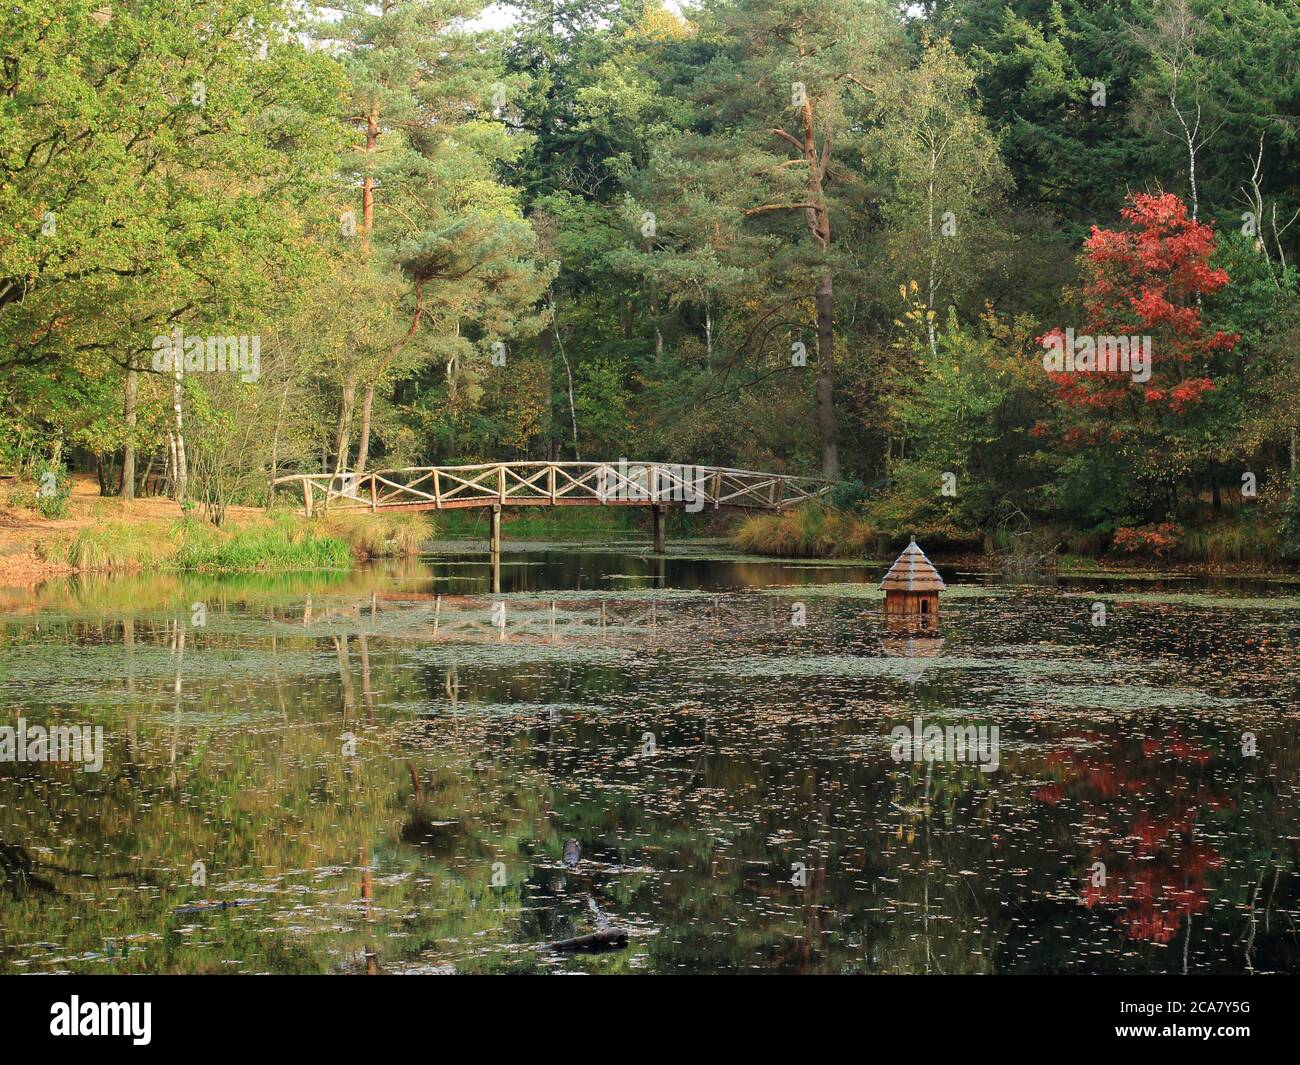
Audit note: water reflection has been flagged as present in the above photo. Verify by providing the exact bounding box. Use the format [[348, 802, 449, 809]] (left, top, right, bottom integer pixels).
[[1, 548, 1298, 973]]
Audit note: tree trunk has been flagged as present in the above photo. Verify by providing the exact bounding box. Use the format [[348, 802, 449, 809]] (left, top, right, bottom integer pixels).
[[704, 299, 713, 367], [121, 362, 138, 500], [815, 271, 839, 479], [538, 320, 556, 455], [926, 152, 939, 357], [172, 363, 187, 502], [268, 368, 292, 509], [749, 95, 839, 478], [547, 928, 628, 952], [648, 281, 664, 362], [334, 376, 357, 474], [550, 296, 580, 460], [355, 384, 375, 473], [801, 95, 837, 479], [362, 106, 378, 248]]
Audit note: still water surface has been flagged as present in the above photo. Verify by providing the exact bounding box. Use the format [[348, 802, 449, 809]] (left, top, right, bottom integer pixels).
[[2, 541, 1298, 973]]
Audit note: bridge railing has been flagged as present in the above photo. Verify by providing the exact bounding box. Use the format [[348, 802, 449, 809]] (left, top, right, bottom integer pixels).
[[269, 461, 833, 515]]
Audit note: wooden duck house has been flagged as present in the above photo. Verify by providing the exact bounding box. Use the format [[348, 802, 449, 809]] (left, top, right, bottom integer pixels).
[[879, 537, 945, 627]]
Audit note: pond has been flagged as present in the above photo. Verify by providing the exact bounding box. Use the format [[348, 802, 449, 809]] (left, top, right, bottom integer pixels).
[[2, 540, 1298, 974]]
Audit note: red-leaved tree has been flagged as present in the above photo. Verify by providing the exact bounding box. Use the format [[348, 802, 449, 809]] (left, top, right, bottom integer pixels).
[[1036, 192, 1238, 445]]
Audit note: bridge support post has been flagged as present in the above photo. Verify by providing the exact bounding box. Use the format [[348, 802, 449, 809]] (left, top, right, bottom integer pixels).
[[652, 505, 666, 554], [489, 504, 502, 594]]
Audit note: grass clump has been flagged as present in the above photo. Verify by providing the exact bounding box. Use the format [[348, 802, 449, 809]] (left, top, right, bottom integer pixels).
[[174, 517, 352, 571], [1178, 522, 1280, 565], [733, 504, 887, 559], [321, 511, 433, 558], [50, 523, 161, 571], [44, 515, 354, 573]]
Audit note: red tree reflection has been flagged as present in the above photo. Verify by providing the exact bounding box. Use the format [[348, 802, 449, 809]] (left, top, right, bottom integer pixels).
[[1034, 729, 1230, 943]]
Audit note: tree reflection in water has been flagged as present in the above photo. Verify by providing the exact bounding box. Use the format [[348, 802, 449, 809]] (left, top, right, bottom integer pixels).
[[2, 557, 1298, 973]]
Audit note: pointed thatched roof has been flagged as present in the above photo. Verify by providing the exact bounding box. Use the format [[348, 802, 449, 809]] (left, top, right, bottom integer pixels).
[[878, 537, 946, 593]]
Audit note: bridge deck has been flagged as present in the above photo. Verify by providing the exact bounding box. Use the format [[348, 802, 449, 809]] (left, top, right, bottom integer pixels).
[[270, 461, 832, 516]]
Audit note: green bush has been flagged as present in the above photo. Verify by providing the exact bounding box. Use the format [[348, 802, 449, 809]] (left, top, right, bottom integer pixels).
[[31, 463, 72, 519], [858, 462, 980, 549], [827, 478, 867, 512]]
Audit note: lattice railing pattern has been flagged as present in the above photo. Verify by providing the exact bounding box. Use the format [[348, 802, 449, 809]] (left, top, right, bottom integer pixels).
[[270, 461, 833, 515]]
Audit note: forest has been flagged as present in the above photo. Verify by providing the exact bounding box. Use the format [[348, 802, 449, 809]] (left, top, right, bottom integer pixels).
[[4, 0, 1300, 564]]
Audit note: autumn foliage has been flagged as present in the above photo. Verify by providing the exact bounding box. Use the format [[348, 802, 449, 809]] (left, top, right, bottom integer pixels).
[[1110, 521, 1184, 557], [1038, 193, 1239, 438]]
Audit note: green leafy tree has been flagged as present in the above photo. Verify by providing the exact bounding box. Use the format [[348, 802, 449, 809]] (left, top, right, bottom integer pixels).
[[1, 0, 343, 499]]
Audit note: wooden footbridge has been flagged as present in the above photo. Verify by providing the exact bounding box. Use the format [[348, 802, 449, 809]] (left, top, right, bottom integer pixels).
[[270, 461, 833, 553]]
